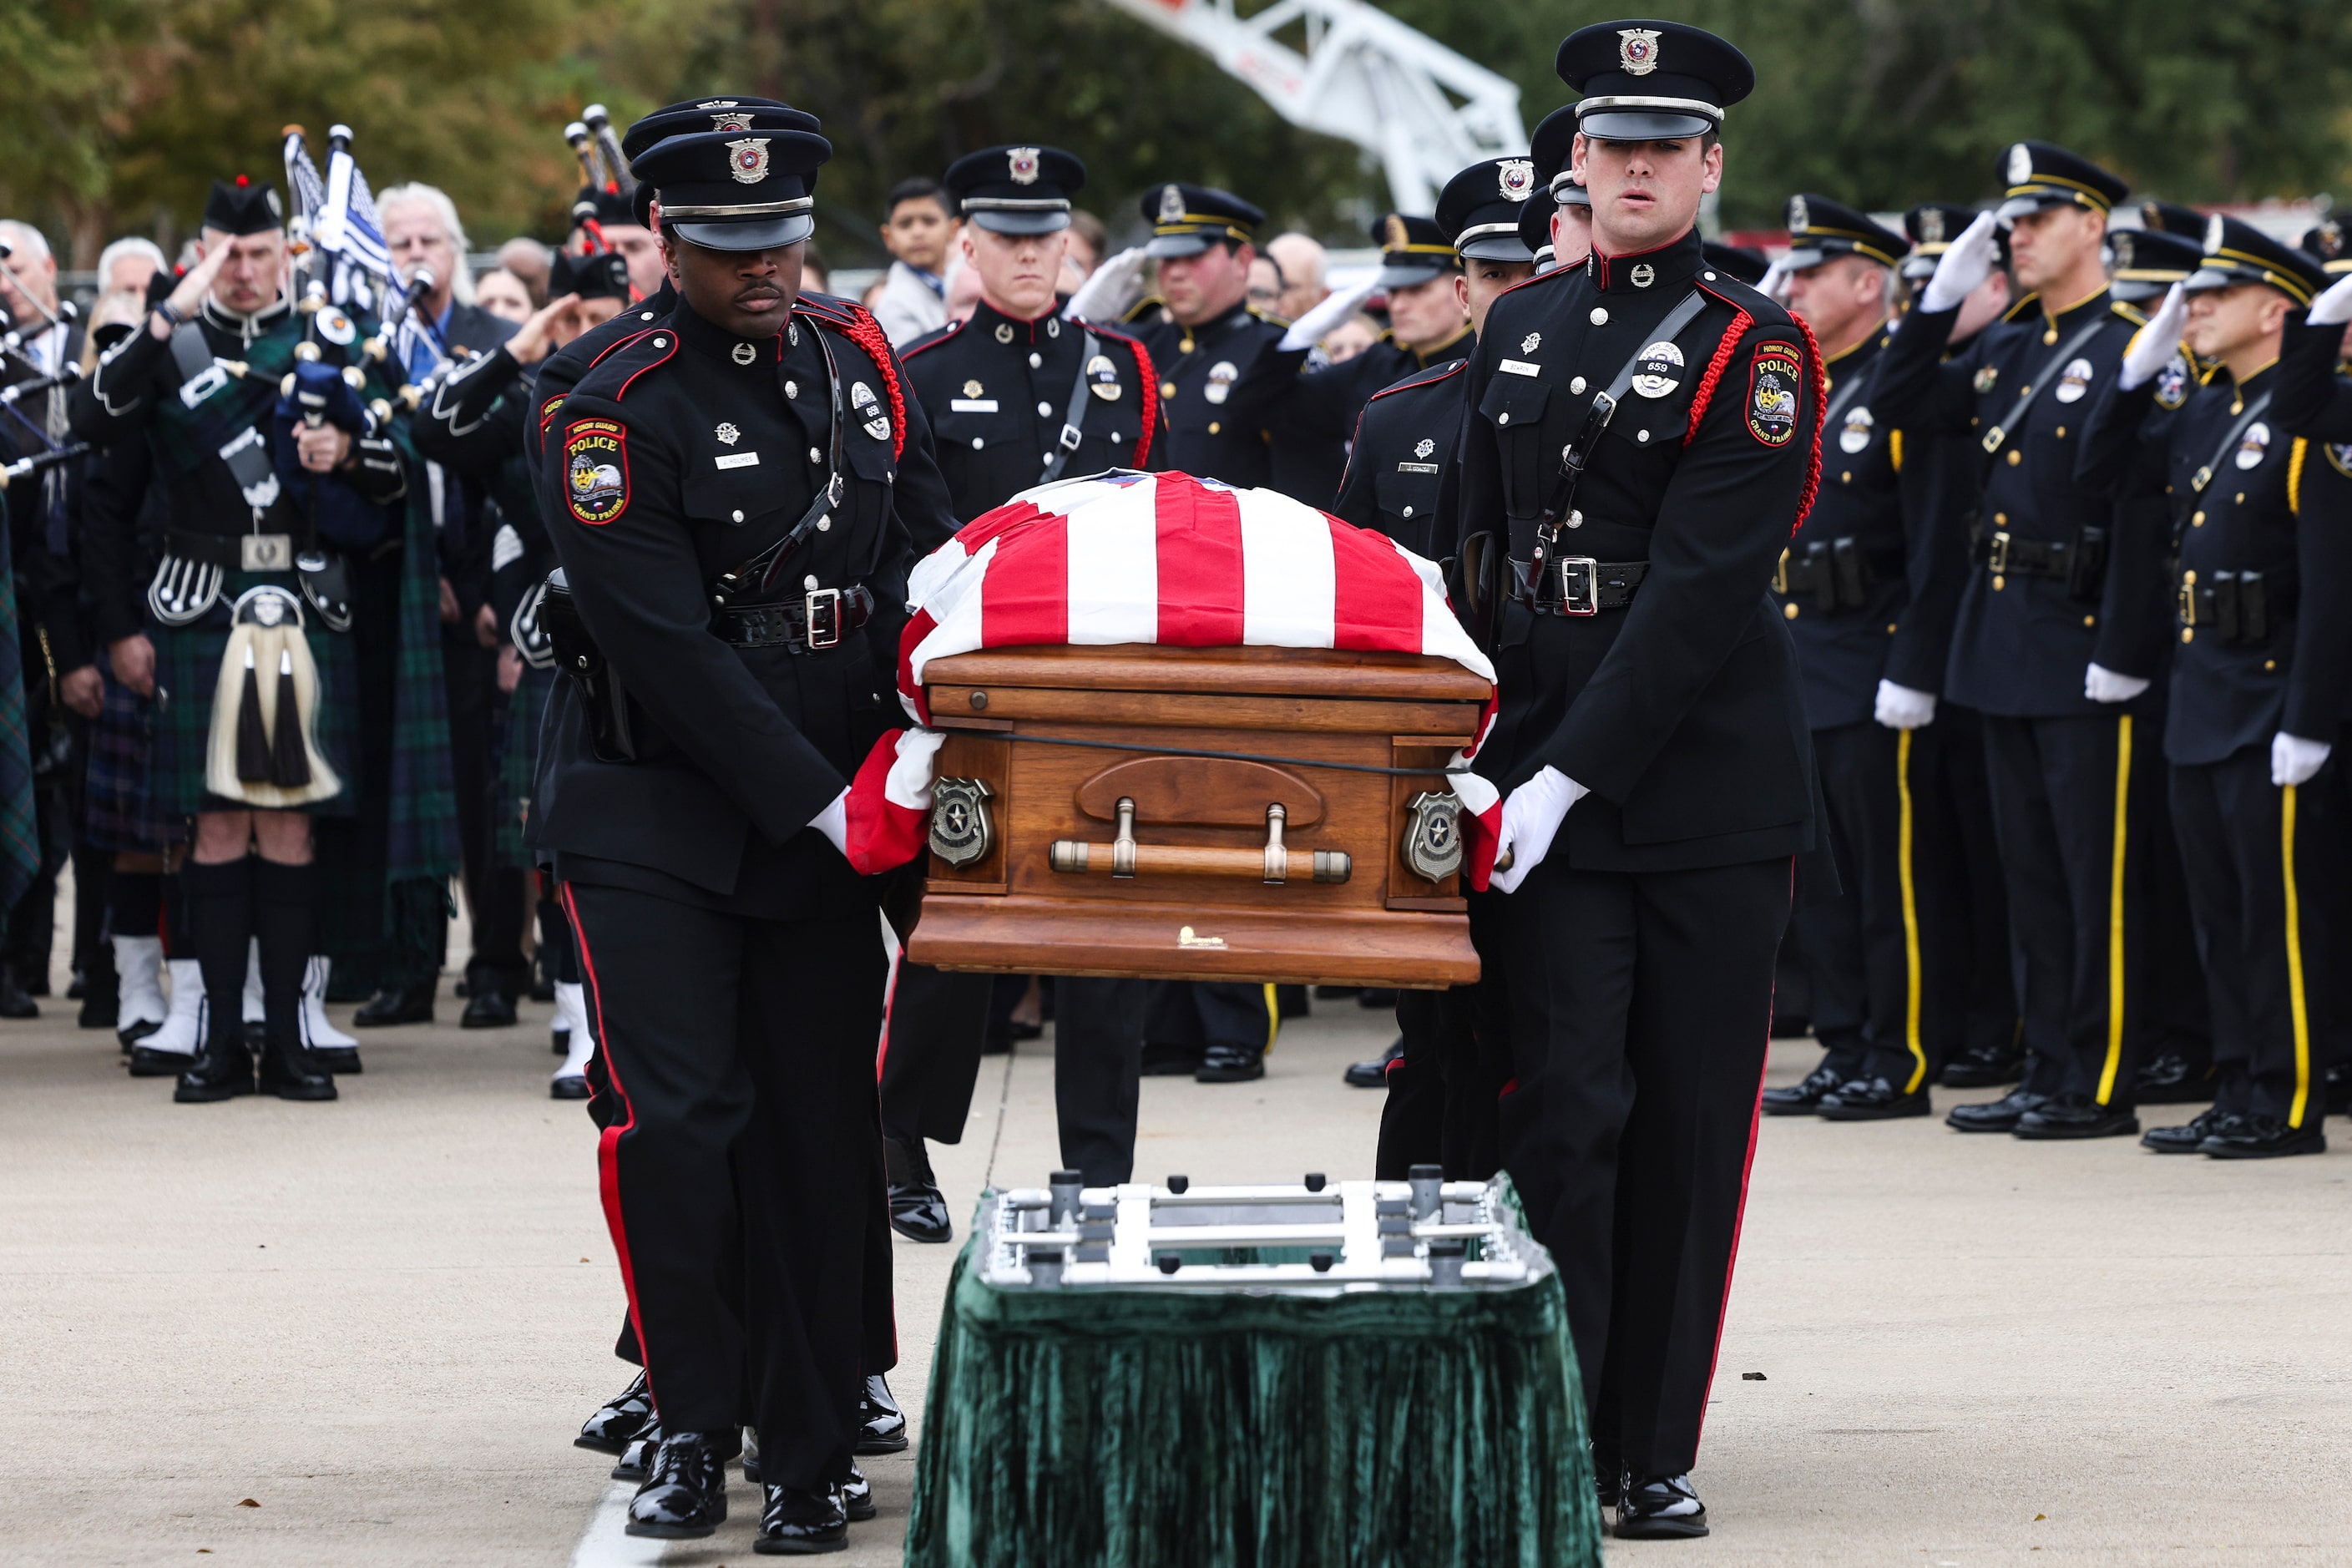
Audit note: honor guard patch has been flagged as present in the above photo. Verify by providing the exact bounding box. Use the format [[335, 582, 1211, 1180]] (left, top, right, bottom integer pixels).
[[2154, 354, 2190, 410], [1746, 344, 1803, 448], [1085, 354, 1123, 400], [539, 394, 566, 433], [564, 420, 628, 525]]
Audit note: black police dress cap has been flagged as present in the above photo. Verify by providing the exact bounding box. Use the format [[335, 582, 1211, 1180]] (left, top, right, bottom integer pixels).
[[1371, 212, 1458, 288], [944, 145, 1085, 235], [1517, 198, 1555, 268], [203, 177, 285, 235], [1437, 158, 1540, 263], [2186, 213, 2329, 306], [549, 247, 633, 302], [1995, 142, 2127, 222], [623, 97, 817, 162], [2137, 200, 2203, 238], [1783, 194, 1909, 271], [1141, 184, 1264, 258], [2106, 226, 2206, 302], [630, 128, 831, 251], [1898, 202, 1978, 280], [1702, 241, 1768, 286], [1525, 107, 1589, 207], [1556, 20, 1755, 141], [2299, 219, 2349, 276]]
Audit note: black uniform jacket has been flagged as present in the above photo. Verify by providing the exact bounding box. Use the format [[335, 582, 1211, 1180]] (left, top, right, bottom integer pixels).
[[534, 295, 954, 910], [2274, 313, 2352, 441], [1287, 326, 1473, 508], [1773, 326, 1955, 730], [1884, 316, 1991, 706], [1332, 353, 1469, 559], [1869, 286, 2162, 716], [0, 319, 94, 674], [525, 284, 680, 506], [2077, 358, 2352, 764], [1457, 228, 1823, 873], [900, 299, 1166, 521], [1115, 300, 1336, 501]]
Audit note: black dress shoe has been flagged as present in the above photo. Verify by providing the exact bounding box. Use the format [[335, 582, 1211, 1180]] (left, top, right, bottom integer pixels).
[[119, 1017, 160, 1051], [1946, 1088, 2046, 1133], [1818, 1076, 1931, 1120], [1940, 1042, 2026, 1088], [884, 1137, 953, 1244], [1343, 1036, 1404, 1089], [1615, 1472, 1707, 1539], [2014, 1093, 2137, 1140], [2132, 1050, 2214, 1105], [460, 987, 518, 1029], [1140, 1040, 1201, 1076], [577, 1371, 654, 1455], [552, 1074, 591, 1100], [1591, 1452, 1620, 1512], [625, 1430, 729, 1539], [1195, 1042, 1265, 1083], [1761, 1064, 1845, 1116], [754, 1483, 847, 1554], [2326, 1062, 2351, 1118], [0, 976, 39, 1019], [313, 1046, 362, 1075], [743, 1425, 760, 1483], [840, 1459, 874, 1521], [2142, 1107, 2243, 1154], [612, 1424, 659, 1482], [78, 986, 119, 1030], [854, 1373, 908, 1454], [128, 1044, 195, 1078], [2203, 1114, 2326, 1160], [257, 1039, 339, 1101], [352, 979, 436, 1027], [1005, 1019, 1044, 1041], [173, 1040, 254, 1103]]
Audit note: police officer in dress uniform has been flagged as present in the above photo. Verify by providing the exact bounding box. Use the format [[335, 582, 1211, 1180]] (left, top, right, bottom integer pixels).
[[2276, 225, 2352, 442], [1753, 196, 1966, 1121], [536, 124, 956, 1550], [1871, 144, 2175, 1141], [2077, 220, 2349, 1157], [1332, 154, 1535, 1176], [892, 143, 1168, 1209], [1456, 23, 1821, 1537]]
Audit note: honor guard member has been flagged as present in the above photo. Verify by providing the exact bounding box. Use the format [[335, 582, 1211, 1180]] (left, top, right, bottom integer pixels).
[[1332, 154, 1537, 1168], [2277, 226, 2352, 442], [1753, 196, 1964, 1120], [1456, 22, 1820, 1536], [2110, 223, 2207, 307], [1871, 142, 2177, 1140], [890, 142, 1168, 1221], [537, 124, 955, 1551], [2077, 221, 2349, 1157], [1524, 106, 1594, 276], [72, 176, 406, 1105]]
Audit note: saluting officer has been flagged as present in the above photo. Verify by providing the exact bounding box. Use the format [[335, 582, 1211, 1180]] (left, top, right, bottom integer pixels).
[[2077, 221, 2350, 1158], [1332, 154, 1537, 1172], [1756, 196, 1965, 1120], [2276, 235, 2352, 441], [1872, 144, 2173, 1141], [1456, 22, 1820, 1537], [538, 123, 955, 1550], [889, 142, 1169, 1212]]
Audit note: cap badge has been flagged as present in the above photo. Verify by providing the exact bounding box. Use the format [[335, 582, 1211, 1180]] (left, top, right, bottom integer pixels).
[[2110, 233, 2133, 268], [1617, 28, 1662, 75], [727, 137, 771, 185], [2203, 212, 2226, 255], [1919, 208, 1946, 245], [1631, 339, 1686, 399], [1385, 215, 1409, 251], [716, 422, 740, 446], [2006, 144, 2032, 186], [1498, 159, 1535, 201], [1159, 185, 1186, 223], [731, 341, 757, 366], [1520, 331, 1541, 354], [1008, 147, 1041, 185], [1788, 195, 1810, 234], [1630, 262, 1656, 288], [1414, 438, 1435, 459], [711, 113, 755, 133], [696, 99, 741, 109]]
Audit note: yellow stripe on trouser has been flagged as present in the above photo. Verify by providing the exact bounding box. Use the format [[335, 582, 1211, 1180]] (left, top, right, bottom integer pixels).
[[1896, 729, 1928, 1093], [2096, 715, 2132, 1104], [1262, 983, 1280, 1055], [2284, 785, 2311, 1126]]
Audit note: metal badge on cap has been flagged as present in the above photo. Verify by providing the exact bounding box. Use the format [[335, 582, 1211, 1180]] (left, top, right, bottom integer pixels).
[[1498, 159, 1535, 200], [1159, 185, 1186, 222], [1617, 28, 1662, 73], [1009, 147, 1040, 184], [727, 139, 770, 184]]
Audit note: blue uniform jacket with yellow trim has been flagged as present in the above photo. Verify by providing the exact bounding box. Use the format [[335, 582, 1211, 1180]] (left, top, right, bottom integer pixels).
[[1869, 286, 2165, 717], [533, 295, 954, 907], [2078, 358, 2352, 765], [2274, 313, 2352, 442], [1117, 300, 1336, 502], [1455, 227, 1822, 873], [1331, 354, 1469, 559]]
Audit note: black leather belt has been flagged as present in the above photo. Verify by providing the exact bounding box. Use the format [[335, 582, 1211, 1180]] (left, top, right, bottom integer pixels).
[[1508, 556, 1647, 615], [712, 584, 874, 651], [1775, 537, 1905, 613], [164, 527, 300, 572], [1973, 525, 2108, 601], [2179, 567, 2295, 643]]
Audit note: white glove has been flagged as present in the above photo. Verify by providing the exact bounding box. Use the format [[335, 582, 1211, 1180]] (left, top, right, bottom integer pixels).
[[810, 789, 850, 857], [1277, 278, 1379, 352], [1874, 680, 1938, 731], [1919, 212, 2002, 315], [2309, 271, 2352, 328], [1063, 245, 1150, 325], [1489, 766, 1587, 894], [2273, 732, 2333, 787], [2118, 284, 2189, 391], [2084, 663, 2150, 704], [1755, 256, 1792, 306]]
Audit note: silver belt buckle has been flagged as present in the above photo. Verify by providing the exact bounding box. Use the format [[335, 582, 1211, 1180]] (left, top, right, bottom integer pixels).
[[1558, 556, 1601, 616], [240, 532, 293, 571], [804, 585, 842, 649]]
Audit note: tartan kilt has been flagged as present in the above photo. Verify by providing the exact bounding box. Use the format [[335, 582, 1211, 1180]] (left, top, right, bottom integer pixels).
[[84, 648, 186, 854], [149, 570, 360, 818], [493, 663, 552, 868]]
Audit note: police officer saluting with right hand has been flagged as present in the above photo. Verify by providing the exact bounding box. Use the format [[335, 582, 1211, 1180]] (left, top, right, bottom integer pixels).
[[538, 119, 955, 1551]]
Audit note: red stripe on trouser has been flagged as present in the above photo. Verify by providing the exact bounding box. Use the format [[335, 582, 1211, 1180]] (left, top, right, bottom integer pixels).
[[1155, 473, 1245, 644], [561, 883, 656, 1417], [1693, 857, 1791, 1451]]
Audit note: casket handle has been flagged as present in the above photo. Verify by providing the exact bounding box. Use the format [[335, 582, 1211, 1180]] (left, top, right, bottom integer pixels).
[[1050, 798, 1351, 885]]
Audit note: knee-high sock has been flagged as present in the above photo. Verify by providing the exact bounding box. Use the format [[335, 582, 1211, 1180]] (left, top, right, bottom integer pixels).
[[112, 872, 163, 938], [251, 858, 316, 1051], [182, 858, 254, 1052], [158, 871, 188, 959]]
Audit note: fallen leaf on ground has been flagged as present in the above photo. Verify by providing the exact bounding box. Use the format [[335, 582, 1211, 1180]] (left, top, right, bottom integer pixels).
[[1742, 1372, 1766, 1381], [236, 1499, 259, 1508]]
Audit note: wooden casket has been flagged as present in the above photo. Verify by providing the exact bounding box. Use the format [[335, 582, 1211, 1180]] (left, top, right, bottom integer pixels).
[[904, 642, 1489, 988]]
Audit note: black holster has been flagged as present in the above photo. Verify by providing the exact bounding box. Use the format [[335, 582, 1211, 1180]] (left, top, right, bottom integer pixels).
[[2066, 524, 2108, 604], [540, 569, 636, 763]]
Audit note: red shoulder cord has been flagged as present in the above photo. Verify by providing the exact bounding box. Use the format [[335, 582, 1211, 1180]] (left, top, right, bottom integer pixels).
[[1104, 327, 1159, 468], [1785, 311, 1828, 532], [1682, 307, 1751, 438]]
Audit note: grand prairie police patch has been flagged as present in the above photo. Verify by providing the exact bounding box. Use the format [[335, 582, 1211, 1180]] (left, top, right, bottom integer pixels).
[[1746, 344, 1803, 447], [564, 419, 628, 524]]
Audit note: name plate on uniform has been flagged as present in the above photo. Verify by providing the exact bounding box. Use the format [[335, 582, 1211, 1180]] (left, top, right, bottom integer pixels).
[[1397, 461, 1440, 474], [240, 533, 293, 571], [1498, 359, 1541, 377], [715, 452, 761, 470], [950, 398, 1000, 413]]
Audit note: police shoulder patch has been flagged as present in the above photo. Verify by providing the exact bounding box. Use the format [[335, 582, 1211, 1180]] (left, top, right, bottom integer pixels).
[[2328, 443, 2352, 480], [1746, 342, 1804, 448], [564, 418, 629, 525]]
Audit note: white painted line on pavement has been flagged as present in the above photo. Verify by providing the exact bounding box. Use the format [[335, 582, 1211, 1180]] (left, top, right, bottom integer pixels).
[[570, 1480, 668, 1567]]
